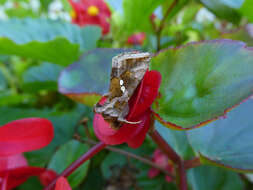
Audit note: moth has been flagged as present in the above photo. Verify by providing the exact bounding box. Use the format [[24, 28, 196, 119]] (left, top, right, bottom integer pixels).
[[94, 51, 151, 129]]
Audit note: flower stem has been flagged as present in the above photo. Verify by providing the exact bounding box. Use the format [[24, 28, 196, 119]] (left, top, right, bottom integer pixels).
[[184, 157, 201, 170], [149, 130, 187, 190], [75, 136, 175, 179], [149, 130, 180, 164], [156, 0, 178, 51], [44, 141, 106, 190]]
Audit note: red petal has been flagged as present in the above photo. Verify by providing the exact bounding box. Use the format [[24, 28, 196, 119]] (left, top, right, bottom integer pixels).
[[0, 166, 46, 190], [126, 110, 151, 148], [55, 177, 72, 190], [128, 71, 161, 119], [39, 169, 57, 186], [94, 112, 149, 145], [0, 118, 54, 156], [0, 154, 27, 171]]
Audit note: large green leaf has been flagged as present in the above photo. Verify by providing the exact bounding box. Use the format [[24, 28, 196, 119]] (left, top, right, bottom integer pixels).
[[187, 99, 253, 172], [151, 40, 253, 129], [22, 62, 63, 92], [58, 48, 131, 106], [0, 18, 101, 66], [48, 140, 90, 188], [188, 166, 244, 190]]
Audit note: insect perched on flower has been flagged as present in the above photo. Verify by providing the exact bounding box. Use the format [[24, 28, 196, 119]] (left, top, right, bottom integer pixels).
[[93, 52, 161, 148]]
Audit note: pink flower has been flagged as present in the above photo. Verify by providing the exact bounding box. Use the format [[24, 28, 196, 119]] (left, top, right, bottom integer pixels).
[[93, 70, 161, 148], [68, 0, 111, 35], [55, 177, 72, 190], [148, 149, 174, 183], [127, 32, 146, 45], [0, 118, 54, 189]]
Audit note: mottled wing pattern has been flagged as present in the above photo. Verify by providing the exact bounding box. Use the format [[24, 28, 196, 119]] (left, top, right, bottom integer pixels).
[[94, 51, 151, 129]]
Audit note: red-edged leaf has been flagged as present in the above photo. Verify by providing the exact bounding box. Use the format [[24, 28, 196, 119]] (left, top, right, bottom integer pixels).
[[151, 40, 253, 129], [0, 118, 54, 156], [55, 177, 72, 190]]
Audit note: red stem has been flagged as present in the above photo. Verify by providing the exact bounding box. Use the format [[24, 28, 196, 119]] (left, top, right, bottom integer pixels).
[[149, 130, 187, 190], [44, 141, 106, 190], [184, 157, 201, 170], [149, 130, 180, 164], [178, 162, 187, 190]]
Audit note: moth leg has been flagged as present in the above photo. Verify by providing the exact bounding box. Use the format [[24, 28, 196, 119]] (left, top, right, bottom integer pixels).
[[118, 117, 141, 125]]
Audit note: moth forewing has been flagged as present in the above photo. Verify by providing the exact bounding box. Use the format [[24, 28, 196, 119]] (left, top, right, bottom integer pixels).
[[94, 52, 151, 129]]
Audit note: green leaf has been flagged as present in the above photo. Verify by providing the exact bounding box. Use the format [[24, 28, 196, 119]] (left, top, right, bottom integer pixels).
[[187, 99, 253, 172], [101, 152, 127, 179], [48, 140, 90, 188], [197, 0, 242, 23], [121, 0, 166, 35], [151, 40, 253, 129], [0, 70, 7, 91], [188, 166, 244, 190], [22, 62, 63, 92], [221, 25, 253, 46], [155, 121, 194, 159], [239, 0, 253, 22], [58, 48, 131, 106], [162, 0, 190, 22], [0, 18, 101, 66]]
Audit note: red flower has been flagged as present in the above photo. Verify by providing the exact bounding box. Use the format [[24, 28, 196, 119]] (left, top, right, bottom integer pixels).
[[93, 70, 161, 148], [55, 177, 72, 190], [68, 0, 111, 35], [127, 32, 146, 45], [0, 118, 54, 189], [148, 149, 174, 183]]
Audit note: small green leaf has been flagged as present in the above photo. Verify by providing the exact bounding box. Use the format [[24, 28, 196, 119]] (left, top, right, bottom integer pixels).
[[187, 99, 253, 172], [58, 48, 131, 106], [188, 166, 244, 190], [0, 70, 7, 91], [221, 25, 253, 46], [101, 152, 127, 179], [151, 40, 253, 129], [22, 62, 63, 92], [239, 0, 253, 22], [121, 0, 166, 35], [0, 18, 101, 66], [197, 0, 242, 23], [48, 140, 90, 188]]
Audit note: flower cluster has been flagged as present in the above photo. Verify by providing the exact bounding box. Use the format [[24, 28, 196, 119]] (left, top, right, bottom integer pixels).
[[68, 0, 111, 35], [93, 70, 161, 148]]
